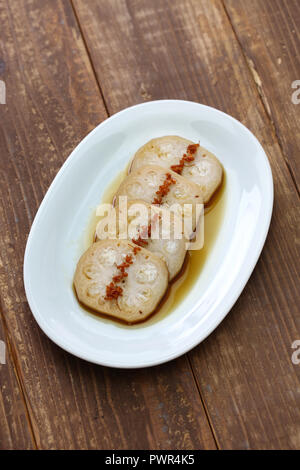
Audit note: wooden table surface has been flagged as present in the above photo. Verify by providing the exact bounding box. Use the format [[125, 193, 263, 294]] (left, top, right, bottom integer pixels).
[[0, 0, 299, 450]]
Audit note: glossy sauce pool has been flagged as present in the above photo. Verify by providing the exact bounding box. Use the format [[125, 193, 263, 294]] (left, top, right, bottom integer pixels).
[[79, 167, 226, 328]]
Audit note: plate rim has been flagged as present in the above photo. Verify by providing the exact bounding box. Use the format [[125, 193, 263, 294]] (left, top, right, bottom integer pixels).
[[23, 99, 274, 368]]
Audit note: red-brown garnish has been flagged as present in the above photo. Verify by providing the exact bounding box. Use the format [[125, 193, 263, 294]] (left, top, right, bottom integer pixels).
[[132, 246, 141, 255], [104, 282, 123, 300], [187, 143, 199, 154], [105, 254, 134, 300], [117, 254, 133, 272], [152, 172, 176, 205], [170, 164, 183, 173], [112, 272, 128, 283], [132, 213, 159, 247], [132, 235, 148, 247], [170, 143, 199, 175]]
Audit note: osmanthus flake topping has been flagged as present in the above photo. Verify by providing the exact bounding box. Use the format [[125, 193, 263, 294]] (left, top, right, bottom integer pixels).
[[171, 143, 199, 175]]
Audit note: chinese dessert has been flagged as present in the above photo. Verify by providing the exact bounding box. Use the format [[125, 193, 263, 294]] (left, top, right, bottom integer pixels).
[[74, 135, 223, 324], [130, 136, 222, 203], [74, 239, 169, 323]]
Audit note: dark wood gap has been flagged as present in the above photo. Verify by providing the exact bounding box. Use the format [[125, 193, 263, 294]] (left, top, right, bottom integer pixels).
[[186, 354, 220, 449], [70, 0, 110, 117]]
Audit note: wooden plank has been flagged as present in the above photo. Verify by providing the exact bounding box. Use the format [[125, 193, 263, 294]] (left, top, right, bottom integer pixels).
[[0, 0, 215, 449], [73, 0, 300, 449], [0, 311, 34, 449], [224, 0, 300, 191]]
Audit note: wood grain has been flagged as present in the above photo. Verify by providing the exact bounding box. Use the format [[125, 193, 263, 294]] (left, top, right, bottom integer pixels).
[[224, 0, 300, 192], [73, 0, 300, 449], [0, 0, 215, 449], [0, 310, 34, 449]]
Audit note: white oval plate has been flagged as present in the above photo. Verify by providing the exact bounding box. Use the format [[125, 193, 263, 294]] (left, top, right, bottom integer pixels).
[[24, 100, 273, 368]]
